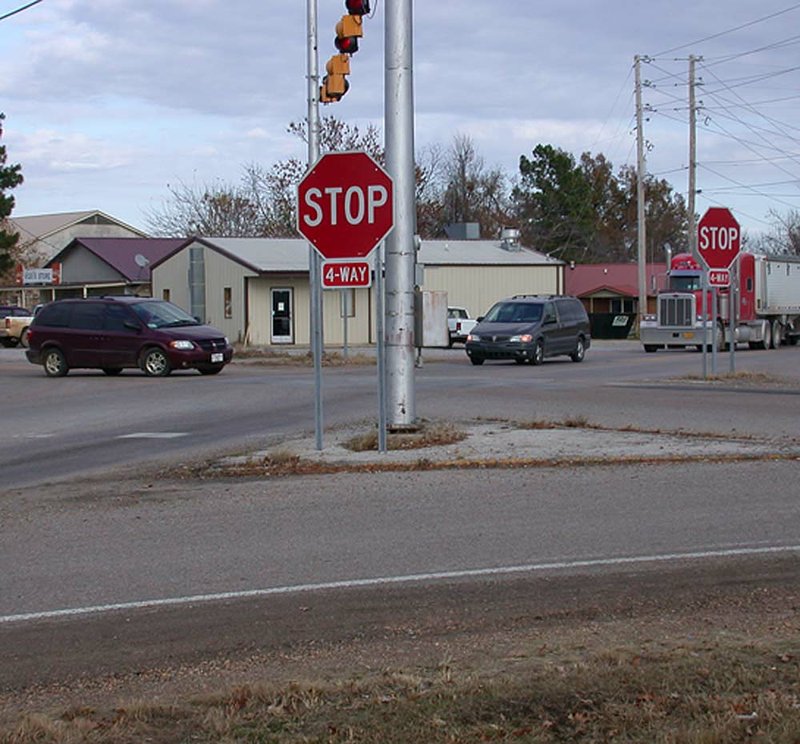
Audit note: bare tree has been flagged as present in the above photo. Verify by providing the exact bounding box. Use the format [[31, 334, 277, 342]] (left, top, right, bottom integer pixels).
[[439, 134, 510, 238], [750, 209, 800, 255]]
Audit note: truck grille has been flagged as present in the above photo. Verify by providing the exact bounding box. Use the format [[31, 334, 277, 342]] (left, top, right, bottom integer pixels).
[[658, 295, 694, 327]]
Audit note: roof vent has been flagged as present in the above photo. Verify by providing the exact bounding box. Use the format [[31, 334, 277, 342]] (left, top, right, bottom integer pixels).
[[500, 227, 521, 252], [444, 222, 480, 240]]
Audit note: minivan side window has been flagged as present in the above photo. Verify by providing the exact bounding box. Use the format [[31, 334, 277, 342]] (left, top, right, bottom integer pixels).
[[105, 304, 136, 332], [70, 302, 107, 331], [542, 303, 557, 324], [35, 302, 72, 328]]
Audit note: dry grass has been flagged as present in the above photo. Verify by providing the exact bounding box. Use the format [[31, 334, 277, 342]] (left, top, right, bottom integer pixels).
[[345, 421, 467, 452], [677, 371, 793, 385], [233, 346, 375, 366], [5, 637, 800, 743]]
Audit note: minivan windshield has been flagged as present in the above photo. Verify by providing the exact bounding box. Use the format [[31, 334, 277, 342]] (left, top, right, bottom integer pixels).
[[131, 301, 200, 329], [482, 302, 543, 324]]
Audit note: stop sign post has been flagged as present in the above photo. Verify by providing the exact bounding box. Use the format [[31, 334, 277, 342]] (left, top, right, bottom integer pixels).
[[297, 151, 394, 260], [697, 207, 740, 270]]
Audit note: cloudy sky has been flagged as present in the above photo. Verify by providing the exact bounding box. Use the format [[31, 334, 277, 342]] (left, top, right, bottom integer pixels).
[[1, 0, 799, 240]]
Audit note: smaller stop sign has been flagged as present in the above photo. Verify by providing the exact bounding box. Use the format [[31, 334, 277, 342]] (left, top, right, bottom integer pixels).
[[297, 151, 394, 260], [697, 207, 740, 270]]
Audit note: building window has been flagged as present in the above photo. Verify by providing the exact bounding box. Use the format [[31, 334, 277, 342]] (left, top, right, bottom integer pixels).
[[162, 288, 171, 302], [610, 298, 634, 313], [224, 287, 233, 319]]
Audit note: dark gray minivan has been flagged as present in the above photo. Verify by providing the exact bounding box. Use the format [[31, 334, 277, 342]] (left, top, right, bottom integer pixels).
[[465, 295, 591, 366]]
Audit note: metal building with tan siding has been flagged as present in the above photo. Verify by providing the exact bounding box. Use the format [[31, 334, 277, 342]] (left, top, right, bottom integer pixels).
[[151, 233, 563, 348]]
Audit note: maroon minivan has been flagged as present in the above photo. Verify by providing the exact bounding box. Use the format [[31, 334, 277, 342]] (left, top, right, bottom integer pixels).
[[26, 297, 233, 377]]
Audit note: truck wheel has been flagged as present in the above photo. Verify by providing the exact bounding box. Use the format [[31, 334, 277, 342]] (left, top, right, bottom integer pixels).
[[643, 345, 659, 353], [19, 326, 30, 348], [771, 320, 782, 348], [43, 348, 69, 377], [756, 320, 772, 350]]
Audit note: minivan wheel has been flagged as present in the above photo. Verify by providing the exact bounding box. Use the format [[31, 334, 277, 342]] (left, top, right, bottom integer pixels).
[[141, 348, 172, 377], [570, 337, 585, 362], [531, 340, 544, 366], [469, 355, 485, 366], [43, 348, 69, 377]]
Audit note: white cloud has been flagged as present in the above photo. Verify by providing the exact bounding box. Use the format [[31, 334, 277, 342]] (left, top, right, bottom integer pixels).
[[0, 0, 797, 234]]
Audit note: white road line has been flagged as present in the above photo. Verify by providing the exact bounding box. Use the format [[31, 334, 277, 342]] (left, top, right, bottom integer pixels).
[[116, 432, 189, 439], [2, 544, 798, 625]]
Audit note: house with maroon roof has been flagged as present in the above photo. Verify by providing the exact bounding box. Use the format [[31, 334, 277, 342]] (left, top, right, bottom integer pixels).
[[564, 262, 667, 338], [38, 237, 188, 300]]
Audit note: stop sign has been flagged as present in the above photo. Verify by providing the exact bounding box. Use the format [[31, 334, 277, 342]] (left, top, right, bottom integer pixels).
[[297, 151, 394, 260], [697, 207, 740, 270]]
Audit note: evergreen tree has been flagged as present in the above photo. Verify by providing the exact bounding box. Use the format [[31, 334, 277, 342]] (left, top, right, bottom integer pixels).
[[0, 113, 24, 278]]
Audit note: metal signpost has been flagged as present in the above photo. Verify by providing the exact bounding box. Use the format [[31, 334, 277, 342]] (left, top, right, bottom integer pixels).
[[697, 207, 741, 375], [297, 150, 395, 451]]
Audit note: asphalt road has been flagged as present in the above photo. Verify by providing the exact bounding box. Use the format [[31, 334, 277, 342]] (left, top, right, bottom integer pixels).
[[1, 340, 799, 695], [1, 340, 800, 488]]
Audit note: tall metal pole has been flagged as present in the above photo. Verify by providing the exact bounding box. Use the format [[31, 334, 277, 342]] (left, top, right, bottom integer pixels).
[[384, 0, 416, 430], [306, 0, 324, 450], [688, 55, 699, 259], [634, 56, 648, 330]]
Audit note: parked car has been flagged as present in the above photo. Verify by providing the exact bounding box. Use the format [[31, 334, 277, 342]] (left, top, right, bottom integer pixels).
[[465, 295, 591, 366], [26, 297, 234, 377], [0, 305, 32, 347], [447, 306, 478, 346], [2, 304, 41, 348]]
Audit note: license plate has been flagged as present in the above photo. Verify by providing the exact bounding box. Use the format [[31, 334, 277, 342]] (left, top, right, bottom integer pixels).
[[681, 332, 695, 339], [211, 352, 223, 363]]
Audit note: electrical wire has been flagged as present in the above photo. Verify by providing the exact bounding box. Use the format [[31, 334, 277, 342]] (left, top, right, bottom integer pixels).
[[653, 2, 800, 56], [0, 0, 43, 22]]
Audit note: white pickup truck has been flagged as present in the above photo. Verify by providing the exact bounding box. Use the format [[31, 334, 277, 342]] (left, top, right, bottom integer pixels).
[[447, 306, 478, 346], [1, 304, 39, 348]]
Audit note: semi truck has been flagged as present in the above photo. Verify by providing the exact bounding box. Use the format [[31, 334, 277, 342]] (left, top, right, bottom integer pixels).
[[640, 251, 800, 352]]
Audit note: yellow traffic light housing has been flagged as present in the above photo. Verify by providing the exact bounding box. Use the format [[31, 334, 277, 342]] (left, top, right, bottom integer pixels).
[[335, 14, 363, 53], [320, 54, 351, 103]]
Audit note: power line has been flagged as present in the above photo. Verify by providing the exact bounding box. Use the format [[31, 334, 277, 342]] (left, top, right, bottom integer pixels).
[[653, 2, 800, 56], [0, 0, 43, 22]]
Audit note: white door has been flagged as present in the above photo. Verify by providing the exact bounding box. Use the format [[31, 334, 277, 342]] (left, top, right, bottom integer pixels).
[[270, 288, 293, 344]]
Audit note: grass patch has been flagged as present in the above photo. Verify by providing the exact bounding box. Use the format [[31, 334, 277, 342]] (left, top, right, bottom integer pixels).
[[677, 371, 793, 385], [233, 346, 374, 366], [345, 422, 467, 452], [5, 639, 800, 742]]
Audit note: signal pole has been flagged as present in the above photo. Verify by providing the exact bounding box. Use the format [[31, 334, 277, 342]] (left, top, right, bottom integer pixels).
[[306, 0, 324, 450], [384, 0, 416, 430]]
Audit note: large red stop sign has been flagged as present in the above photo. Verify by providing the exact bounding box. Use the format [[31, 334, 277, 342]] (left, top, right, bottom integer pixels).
[[297, 151, 394, 260], [697, 207, 740, 270]]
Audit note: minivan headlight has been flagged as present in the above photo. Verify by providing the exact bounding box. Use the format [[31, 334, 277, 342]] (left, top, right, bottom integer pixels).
[[169, 339, 196, 350], [467, 333, 480, 342], [510, 334, 533, 343]]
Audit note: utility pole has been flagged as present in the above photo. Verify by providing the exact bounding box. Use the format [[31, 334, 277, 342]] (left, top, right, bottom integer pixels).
[[384, 0, 416, 430], [687, 55, 701, 259], [634, 55, 648, 329]]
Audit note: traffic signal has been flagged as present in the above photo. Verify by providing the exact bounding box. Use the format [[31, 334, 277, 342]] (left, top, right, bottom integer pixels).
[[320, 54, 350, 103], [345, 0, 370, 14], [335, 13, 363, 54], [321, 0, 371, 104]]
